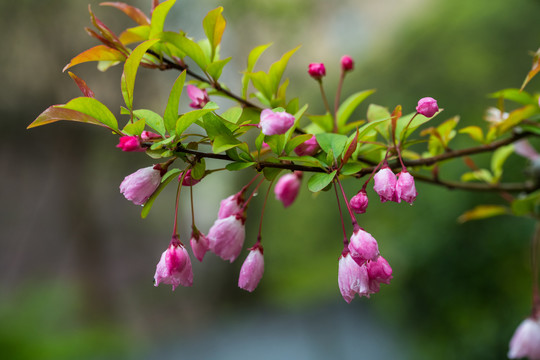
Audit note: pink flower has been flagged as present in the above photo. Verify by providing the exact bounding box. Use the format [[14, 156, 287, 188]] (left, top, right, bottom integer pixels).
[[187, 84, 210, 109], [396, 171, 417, 204], [416, 97, 439, 118], [218, 193, 245, 219], [373, 166, 398, 203], [140, 131, 162, 141], [514, 139, 540, 161], [308, 62, 326, 79], [190, 230, 209, 262], [180, 169, 200, 186], [508, 317, 540, 359], [274, 171, 302, 208], [259, 109, 295, 136], [350, 190, 369, 214], [207, 215, 246, 262], [294, 135, 319, 156], [348, 228, 380, 266], [238, 246, 264, 292], [366, 256, 393, 293], [154, 242, 193, 290], [116, 135, 144, 152], [341, 55, 354, 72], [119, 166, 162, 205], [338, 251, 370, 303]]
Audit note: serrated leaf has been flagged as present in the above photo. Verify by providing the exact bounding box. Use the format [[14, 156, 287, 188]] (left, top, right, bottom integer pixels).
[[316, 133, 348, 160], [163, 71, 186, 134], [206, 57, 231, 81], [176, 102, 219, 136], [122, 39, 160, 110], [337, 89, 375, 127], [59, 97, 118, 130], [133, 109, 166, 137], [63, 45, 126, 72], [160, 32, 208, 70], [100, 2, 151, 25], [489, 88, 536, 105], [491, 144, 514, 182], [148, 0, 176, 39], [308, 171, 337, 192], [457, 205, 508, 223], [141, 168, 181, 219], [123, 118, 145, 135], [226, 161, 256, 171], [202, 7, 226, 61], [242, 43, 272, 99], [459, 126, 484, 143]]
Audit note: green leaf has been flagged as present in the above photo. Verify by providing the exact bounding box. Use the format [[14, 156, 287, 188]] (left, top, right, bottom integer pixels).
[[150, 134, 176, 150], [459, 126, 484, 143], [337, 89, 375, 127], [278, 155, 322, 167], [340, 162, 364, 176], [202, 7, 226, 60], [133, 109, 166, 137], [489, 88, 536, 105], [242, 43, 272, 98], [255, 131, 265, 153], [28, 106, 109, 130], [461, 169, 493, 183], [457, 205, 508, 223], [498, 104, 539, 134], [247, 71, 273, 101], [284, 134, 313, 155], [397, 112, 433, 143], [122, 118, 145, 135], [192, 159, 206, 179], [308, 113, 333, 132], [160, 32, 208, 70], [285, 104, 309, 143], [491, 144, 514, 182], [268, 45, 301, 96], [262, 164, 282, 181], [264, 134, 286, 155], [59, 97, 118, 130], [367, 104, 391, 140], [164, 71, 186, 135], [141, 168, 181, 219], [148, 0, 176, 39], [221, 107, 243, 124], [206, 57, 231, 81], [63, 45, 126, 72], [203, 112, 242, 153], [316, 133, 348, 160], [308, 171, 337, 193], [119, 25, 151, 45], [176, 102, 219, 136], [512, 190, 540, 216], [122, 39, 160, 110], [226, 161, 256, 171]]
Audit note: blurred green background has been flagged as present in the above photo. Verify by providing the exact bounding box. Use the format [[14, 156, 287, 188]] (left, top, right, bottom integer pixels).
[[2, 0, 540, 359]]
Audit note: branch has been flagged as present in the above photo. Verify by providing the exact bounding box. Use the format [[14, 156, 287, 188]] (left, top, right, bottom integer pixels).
[[412, 172, 539, 193]]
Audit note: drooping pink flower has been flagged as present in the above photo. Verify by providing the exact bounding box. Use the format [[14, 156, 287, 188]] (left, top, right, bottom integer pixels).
[[416, 97, 439, 118], [395, 171, 417, 205], [294, 135, 319, 156], [341, 55, 354, 72], [366, 256, 393, 293], [348, 228, 380, 266], [190, 230, 210, 262], [207, 215, 246, 262], [308, 62, 326, 79], [218, 193, 245, 219], [238, 246, 264, 292], [180, 169, 200, 186], [274, 171, 302, 208], [154, 242, 193, 290], [140, 131, 162, 141], [373, 166, 398, 203], [338, 251, 370, 303], [116, 135, 144, 152], [350, 190, 369, 214], [119, 166, 162, 205], [508, 317, 540, 359], [259, 109, 295, 136], [187, 84, 210, 109], [514, 139, 540, 161]]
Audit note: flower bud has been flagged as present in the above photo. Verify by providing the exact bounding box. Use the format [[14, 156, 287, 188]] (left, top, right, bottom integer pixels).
[[308, 62, 326, 79], [348, 228, 380, 266], [116, 135, 144, 152], [238, 246, 264, 292], [416, 97, 439, 118], [274, 171, 302, 208], [366, 256, 393, 293], [207, 215, 246, 262], [119, 166, 162, 205], [294, 135, 319, 156], [154, 243, 193, 290], [187, 84, 210, 109], [395, 171, 417, 205], [340, 55, 354, 72], [140, 131, 162, 141], [508, 317, 540, 359], [350, 190, 368, 214], [373, 166, 398, 203], [218, 193, 245, 219], [259, 109, 295, 136], [190, 230, 209, 262], [338, 251, 370, 303], [180, 169, 200, 186]]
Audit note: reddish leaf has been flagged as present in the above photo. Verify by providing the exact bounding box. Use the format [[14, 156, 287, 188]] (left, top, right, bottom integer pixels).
[[85, 27, 117, 49], [63, 45, 126, 72], [342, 127, 359, 165], [28, 106, 107, 129], [151, 0, 159, 14], [88, 5, 127, 54], [521, 48, 540, 91], [100, 2, 150, 25], [68, 72, 95, 98]]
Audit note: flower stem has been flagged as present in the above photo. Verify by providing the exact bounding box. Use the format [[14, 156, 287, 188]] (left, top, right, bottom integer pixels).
[[333, 70, 346, 132], [256, 180, 275, 246], [318, 81, 334, 127], [242, 177, 266, 211], [336, 176, 359, 231], [334, 181, 349, 249]]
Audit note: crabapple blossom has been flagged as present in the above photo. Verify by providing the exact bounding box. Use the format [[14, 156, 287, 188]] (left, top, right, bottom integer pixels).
[[154, 242, 193, 290], [116, 135, 144, 152], [294, 135, 319, 156], [187, 84, 210, 109], [366, 256, 393, 293], [208, 215, 246, 262], [274, 171, 302, 208], [218, 193, 245, 219], [348, 228, 380, 266], [416, 97, 439, 118], [238, 246, 265, 292], [259, 109, 295, 135], [508, 317, 540, 359], [341, 55, 354, 71], [119, 166, 162, 205], [190, 230, 210, 262], [373, 166, 398, 203], [350, 190, 369, 214], [395, 171, 417, 204], [308, 62, 326, 79], [338, 251, 370, 303]]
